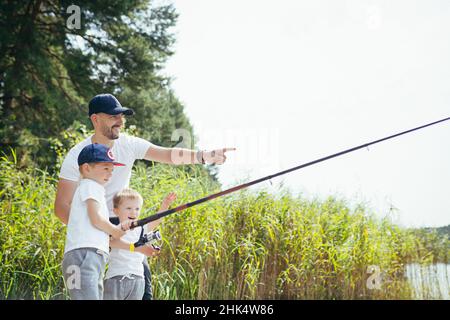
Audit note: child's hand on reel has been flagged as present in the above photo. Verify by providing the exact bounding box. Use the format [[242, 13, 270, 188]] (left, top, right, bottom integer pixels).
[[138, 243, 161, 257]]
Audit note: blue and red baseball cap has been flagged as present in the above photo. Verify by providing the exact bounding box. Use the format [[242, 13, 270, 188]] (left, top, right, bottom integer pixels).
[[78, 143, 125, 166], [88, 94, 134, 116]]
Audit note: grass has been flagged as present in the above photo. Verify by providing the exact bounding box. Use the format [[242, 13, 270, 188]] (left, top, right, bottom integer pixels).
[[0, 150, 448, 299]]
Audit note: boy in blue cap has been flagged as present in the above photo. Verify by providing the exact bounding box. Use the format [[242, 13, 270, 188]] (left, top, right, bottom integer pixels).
[[62, 143, 133, 300]]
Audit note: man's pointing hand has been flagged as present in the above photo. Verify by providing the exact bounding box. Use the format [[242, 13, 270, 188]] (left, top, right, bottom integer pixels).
[[203, 148, 236, 165]]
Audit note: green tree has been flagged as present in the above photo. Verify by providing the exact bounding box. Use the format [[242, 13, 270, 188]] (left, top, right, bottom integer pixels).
[[0, 0, 206, 179]]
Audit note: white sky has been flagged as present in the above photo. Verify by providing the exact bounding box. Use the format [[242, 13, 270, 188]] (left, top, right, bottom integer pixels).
[[163, 0, 450, 228]]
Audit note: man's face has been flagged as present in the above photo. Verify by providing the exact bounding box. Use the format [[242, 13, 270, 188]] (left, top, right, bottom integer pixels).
[[94, 113, 125, 140]]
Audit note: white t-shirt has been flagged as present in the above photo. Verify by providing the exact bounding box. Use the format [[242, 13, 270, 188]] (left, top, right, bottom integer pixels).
[[105, 225, 150, 279], [59, 134, 153, 217], [64, 179, 110, 254]]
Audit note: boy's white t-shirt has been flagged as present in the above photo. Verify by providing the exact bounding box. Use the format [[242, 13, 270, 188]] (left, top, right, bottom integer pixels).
[[105, 225, 149, 279], [64, 179, 110, 254], [59, 134, 154, 217]]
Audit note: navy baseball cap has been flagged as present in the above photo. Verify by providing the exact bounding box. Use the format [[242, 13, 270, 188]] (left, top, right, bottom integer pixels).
[[88, 94, 134, 116], [78, 143, 125, 166]]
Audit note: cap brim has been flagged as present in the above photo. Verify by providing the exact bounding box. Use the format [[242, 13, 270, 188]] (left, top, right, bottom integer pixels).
[[109, 107, 134, 116], [92, 161, 126, 166]]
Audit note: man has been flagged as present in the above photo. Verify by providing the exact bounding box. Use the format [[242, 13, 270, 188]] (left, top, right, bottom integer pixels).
[[54, 93, 235, 300]]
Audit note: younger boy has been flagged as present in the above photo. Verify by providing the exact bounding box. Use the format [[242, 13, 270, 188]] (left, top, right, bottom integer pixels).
[[104, 189, 176, 300], [62, 143, 133, 300]]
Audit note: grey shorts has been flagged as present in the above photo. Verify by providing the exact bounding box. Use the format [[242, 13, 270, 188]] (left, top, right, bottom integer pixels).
[[62, 247, 108, 300], [104, 274, 145, 300]]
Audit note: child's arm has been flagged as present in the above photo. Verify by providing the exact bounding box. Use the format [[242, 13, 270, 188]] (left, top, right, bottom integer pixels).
[[109, 237, 160, 257], [86, 199, 131, 239], [145, 192, 177, 232]]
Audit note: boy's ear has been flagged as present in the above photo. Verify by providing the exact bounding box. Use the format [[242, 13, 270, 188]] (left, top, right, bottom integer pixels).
[[113, 207, 120, 216], [80, 163, 89, 174]]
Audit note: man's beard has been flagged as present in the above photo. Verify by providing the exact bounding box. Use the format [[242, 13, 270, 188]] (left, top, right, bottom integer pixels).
[[102, 125, 120, 140]]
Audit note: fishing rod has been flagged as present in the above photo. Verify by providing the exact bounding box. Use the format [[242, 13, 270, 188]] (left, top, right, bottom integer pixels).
[[131, 116, 450, 230]]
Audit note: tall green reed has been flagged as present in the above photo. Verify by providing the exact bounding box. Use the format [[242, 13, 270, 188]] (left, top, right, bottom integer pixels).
[[0, 152, 448, 299]]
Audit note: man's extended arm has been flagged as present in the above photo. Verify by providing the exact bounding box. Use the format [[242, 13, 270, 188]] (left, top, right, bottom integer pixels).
[[144, 145, 236, 165], [54, 179, 78, 225]]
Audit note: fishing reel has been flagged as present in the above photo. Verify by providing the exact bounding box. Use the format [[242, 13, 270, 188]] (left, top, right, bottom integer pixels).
[[108, 217, 162, 251], [142, 229, 162, 245], [134, 229, 162, 251]]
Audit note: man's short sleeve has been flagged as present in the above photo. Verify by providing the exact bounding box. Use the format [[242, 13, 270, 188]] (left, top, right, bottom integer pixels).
[[59, 149, 81, 182], [128, 135, 154, 160]]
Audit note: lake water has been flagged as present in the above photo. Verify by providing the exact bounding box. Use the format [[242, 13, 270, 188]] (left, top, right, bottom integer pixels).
[[405, 263, 450, 300]]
